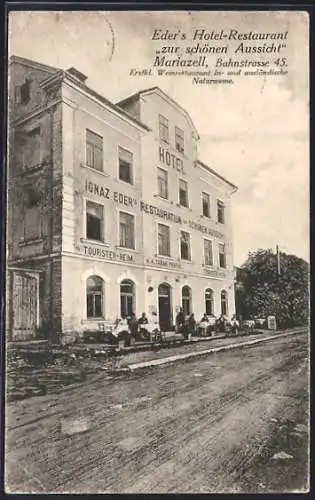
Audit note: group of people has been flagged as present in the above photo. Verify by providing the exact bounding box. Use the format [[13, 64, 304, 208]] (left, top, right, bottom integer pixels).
[[125, 312, 159, 340], [113, 309, 240, 342], [175, 308, 240, 337]]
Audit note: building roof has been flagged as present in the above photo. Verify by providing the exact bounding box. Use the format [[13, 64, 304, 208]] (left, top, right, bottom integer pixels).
[[196, 160, 238, 191], [10, 56, 237, 191], [117, 86, 199, 138], [61, 72, 151, 131], [116, 87, 158, 107], [10, 55, 150, 132], [9, 55, 59, 74], [118, 87, 237, 191]]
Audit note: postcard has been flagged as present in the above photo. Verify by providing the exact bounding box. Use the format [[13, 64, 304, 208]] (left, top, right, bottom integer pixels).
[[5, 10, 309, 494]]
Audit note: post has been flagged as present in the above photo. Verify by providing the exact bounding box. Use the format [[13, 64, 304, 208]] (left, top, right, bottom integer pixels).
[[276, 245, 281, 276], [275, 245, 281, 328]]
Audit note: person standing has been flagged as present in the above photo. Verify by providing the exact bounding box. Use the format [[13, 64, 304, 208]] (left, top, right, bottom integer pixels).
[[218, 314, 226, 333], [198, 313, 209, 337], [176, 307, 185, 333], [231, 315, 240, 336], [188, 313, 196, 338], [128, 313, 138, 340], [208, 313, 216, 336]]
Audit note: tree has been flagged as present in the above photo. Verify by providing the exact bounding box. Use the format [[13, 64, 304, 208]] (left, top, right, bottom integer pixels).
[[235, 249, 309, 327]]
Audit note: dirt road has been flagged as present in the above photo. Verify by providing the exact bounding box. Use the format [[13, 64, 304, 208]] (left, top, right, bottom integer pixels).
[[5, 332, 309, 493]]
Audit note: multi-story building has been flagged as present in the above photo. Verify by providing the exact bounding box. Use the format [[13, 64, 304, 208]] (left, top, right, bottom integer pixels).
[[7, 56, 237, 342]]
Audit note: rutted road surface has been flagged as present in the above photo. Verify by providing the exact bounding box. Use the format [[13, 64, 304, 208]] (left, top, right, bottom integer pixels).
[[5, 332, 309, 493]]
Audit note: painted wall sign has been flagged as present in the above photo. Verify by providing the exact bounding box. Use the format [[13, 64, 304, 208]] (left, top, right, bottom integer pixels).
[[188, 220, 224, 239], [140, 202, 181, 223], [84, 178, 224, 239], [158, 146, 184, 173], [83, 245, 134, 262], [202, 266, 226, 277], [85, 180, 137, 208], [146, 257, 182, 269]]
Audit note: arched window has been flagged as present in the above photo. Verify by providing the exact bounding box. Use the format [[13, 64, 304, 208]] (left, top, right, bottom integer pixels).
[[182, 285, 192, 316], [221, 290, 228, 316], [87, 276, 104, 318], [205, 288, 214, 315], [120, 279, 135, 318]]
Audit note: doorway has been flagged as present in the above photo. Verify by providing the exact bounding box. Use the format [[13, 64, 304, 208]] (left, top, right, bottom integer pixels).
[[158, 283, 172, 332], [10, 270, 39, 341]]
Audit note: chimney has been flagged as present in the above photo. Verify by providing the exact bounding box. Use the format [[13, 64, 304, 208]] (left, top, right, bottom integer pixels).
[[66, 67, 88, 84]]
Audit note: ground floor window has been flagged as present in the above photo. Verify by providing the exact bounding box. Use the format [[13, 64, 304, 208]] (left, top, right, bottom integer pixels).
[[182, 285, 192, 316], [120, 279, 135, 318], [205, 288, 214, 315], [221, 290, 228, 316], [87, 275, 104, 318]]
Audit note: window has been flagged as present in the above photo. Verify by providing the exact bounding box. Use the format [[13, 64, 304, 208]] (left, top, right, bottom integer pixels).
[[219, 243, 226, 268], [28, 127, 40, 138], [175, 126, 184, 154], [87, 276, 104, 318], [120, 279, 135, 318], [86, 201, 104, 241], [24, 206, 41, 240], [24, 188, 41, 240], [204, 239, 213, 266], [205, 288, 214, 315], [20, 127, 41, 168], [119, 147, 133, 184], [158, 223, 170, 257], [179, 179, 189, 207], [202, 192, 210, 218], [86, 129, 103, 171], [217, 200, 225, 224], [157, 168, 168, 199], [180, 231, 191, 261], [159, 114, 169, 143], [119, 212, 135, 249], [182, 286, 192, 317], [19, 80, 31, 104], [221, 290, 228, 316]]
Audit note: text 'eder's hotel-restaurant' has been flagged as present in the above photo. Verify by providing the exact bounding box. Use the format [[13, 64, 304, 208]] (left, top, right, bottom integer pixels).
[[7, 56, 238, 342]]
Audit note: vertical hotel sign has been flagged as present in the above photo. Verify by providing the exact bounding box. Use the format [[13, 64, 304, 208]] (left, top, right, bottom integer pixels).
[[158, 145, 184, 173]]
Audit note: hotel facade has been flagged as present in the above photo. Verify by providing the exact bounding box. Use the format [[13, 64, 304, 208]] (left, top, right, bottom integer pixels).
[[7, 56, 237, 342]]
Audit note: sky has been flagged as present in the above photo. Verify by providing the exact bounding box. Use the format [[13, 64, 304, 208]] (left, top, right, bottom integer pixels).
[[8, 10, 309, 266]]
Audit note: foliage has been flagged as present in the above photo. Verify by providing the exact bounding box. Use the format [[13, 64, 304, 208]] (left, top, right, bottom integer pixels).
[[235, 249, 309, 328]]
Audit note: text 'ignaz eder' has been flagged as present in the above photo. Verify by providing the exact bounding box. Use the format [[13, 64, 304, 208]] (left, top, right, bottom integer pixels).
[[152, 29, 288, 68]]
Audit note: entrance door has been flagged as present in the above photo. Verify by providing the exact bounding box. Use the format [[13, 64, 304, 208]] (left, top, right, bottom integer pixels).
[[11, 271, 38, 341], [158, 283, 172, 332]]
